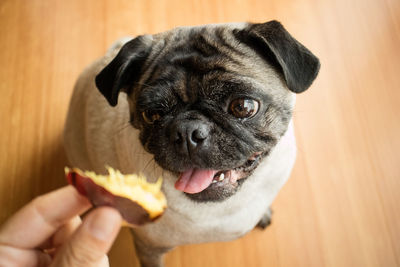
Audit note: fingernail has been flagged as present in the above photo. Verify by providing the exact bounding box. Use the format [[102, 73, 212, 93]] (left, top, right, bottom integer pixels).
[[87, 208, 121, 241]]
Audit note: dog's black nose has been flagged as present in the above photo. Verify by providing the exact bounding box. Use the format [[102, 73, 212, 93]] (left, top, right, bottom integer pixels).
[[171, 121, 210, 152]]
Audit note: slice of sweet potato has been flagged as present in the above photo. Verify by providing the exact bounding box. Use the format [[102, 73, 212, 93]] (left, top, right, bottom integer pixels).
[[65, 167, 167, 226]]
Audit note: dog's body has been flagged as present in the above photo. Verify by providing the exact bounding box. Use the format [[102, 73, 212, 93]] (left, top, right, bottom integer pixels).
[[64, 21, 319, 266]]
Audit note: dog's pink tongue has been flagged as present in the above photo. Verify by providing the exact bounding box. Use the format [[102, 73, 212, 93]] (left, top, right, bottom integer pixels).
[[175, 168, 217, 194]]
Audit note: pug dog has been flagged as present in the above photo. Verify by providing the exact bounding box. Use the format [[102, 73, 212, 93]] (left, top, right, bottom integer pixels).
[[64, 20, 320, 267]]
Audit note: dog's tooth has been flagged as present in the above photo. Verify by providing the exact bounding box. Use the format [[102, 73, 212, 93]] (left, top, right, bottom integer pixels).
[[212, 180, 218, 184], [218, 173, 225, 181]]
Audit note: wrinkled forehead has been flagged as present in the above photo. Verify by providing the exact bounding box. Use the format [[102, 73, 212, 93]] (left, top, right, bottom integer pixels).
[[135, 23, 292, 106], [139, 25, 247, 78]]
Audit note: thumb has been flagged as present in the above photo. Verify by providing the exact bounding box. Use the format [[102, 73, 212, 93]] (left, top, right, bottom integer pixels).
[[50, 207, 122, 267]]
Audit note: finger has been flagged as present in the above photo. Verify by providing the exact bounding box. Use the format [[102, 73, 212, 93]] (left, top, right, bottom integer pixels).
[[50, 207, 121, 267], [39, 215, 82, 250], [0, 244, 51, 267], [52, 215, 82, 248], [0, 186, 91, 249], [99, 255, 110, 267]]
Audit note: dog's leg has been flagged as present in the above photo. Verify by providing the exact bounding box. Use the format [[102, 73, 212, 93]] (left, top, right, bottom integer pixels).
[[256, 207, 273, 229], [132, 234, 172, 267]]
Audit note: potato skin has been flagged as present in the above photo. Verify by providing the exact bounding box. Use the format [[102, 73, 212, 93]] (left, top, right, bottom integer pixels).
[[66, 169, 159, 226]]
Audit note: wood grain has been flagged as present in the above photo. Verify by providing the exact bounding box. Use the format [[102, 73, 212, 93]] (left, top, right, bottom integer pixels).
[[0, 0, 399, 266]]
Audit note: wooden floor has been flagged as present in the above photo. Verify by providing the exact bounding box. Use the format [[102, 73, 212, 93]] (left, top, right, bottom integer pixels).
[[1, 0, 399, 266]]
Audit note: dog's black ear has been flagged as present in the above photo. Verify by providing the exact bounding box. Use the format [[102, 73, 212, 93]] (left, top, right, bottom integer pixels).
[[95, 35, 152, 106], [235, 20, 320, 93]]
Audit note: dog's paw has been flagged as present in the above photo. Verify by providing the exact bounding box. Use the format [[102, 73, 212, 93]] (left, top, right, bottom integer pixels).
[[256, 207, 273, 230]]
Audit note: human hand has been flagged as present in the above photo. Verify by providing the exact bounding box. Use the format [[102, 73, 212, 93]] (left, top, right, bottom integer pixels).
[[0, 186, 122, 267]]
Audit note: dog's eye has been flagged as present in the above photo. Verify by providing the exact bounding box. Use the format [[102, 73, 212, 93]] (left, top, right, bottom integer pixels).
[[142, 110, 162, 124], [229, 98, 259, 119]]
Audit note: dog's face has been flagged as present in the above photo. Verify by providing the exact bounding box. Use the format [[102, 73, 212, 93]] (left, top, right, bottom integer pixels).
[[95, 21, 320, 201]]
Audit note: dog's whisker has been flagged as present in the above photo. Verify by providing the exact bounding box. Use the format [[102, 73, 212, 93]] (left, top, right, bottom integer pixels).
[[152, 159, 159, 178], [141, 156, 155, 173], [134, 81, 153, 89], [132, 152, 150, 155], [113, 122, 132, 136]]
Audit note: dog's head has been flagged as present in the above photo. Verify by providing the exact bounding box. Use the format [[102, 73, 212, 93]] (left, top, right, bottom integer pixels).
[[95, 21, 320, 201]]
